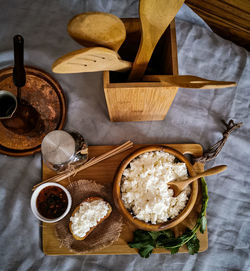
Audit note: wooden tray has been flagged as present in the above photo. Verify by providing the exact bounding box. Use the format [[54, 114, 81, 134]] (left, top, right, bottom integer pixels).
[[42, 144, 208, 255]]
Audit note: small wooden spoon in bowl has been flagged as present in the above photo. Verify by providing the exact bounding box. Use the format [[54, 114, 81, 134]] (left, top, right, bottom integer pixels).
[[168, 165, 227, 197]]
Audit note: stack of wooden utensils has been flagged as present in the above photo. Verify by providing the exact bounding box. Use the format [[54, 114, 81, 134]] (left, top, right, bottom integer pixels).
[[52, 0, 236, 89]]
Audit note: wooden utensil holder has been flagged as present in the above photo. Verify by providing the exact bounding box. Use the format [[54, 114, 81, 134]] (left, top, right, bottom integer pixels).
[[103, 18, 178, 122]]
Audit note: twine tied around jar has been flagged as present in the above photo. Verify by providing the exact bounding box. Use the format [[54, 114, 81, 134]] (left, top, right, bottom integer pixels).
[[193, 119, 243, 164], [32, 141, 133, 191], [66, 147, 91, 179]]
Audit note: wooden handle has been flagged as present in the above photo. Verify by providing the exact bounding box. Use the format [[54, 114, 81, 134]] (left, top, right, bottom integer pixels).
[[168, 165, 227, 197], [128, 37, 156, 81], [142, 75, 237, 89], [13, 35, 26, 88], [184, 165, 227, 186], [168, 165, 227, 196], [128, 0, 185, 82], [196, 165, 227, 178]]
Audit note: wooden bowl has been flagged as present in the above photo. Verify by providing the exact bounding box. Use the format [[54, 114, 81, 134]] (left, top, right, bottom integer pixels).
[[113, 145, 198, 231]]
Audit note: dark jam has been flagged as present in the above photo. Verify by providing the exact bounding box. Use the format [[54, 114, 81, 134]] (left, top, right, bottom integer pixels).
[[36, 186, 68, 219]]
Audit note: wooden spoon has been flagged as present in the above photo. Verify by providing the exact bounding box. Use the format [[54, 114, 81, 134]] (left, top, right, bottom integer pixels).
[[128, 0, 185, 81], [67, 12, 126, 52], [52, 47, 132, 74], [142, 75, 237, 89], [168, 165, 227, 197]]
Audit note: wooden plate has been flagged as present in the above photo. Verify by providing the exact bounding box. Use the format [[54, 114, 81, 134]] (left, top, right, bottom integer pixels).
[[42, 144, 208, 255], [0, 66, 66, 156]]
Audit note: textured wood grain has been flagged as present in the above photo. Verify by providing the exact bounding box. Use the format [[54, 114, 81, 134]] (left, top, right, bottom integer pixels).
[[104, 72, 179, 122], [42, 143, 208, 255], [142, 75, 236, 89], [103, 19, 179, 122], [52, 47, 131, 74], [186, 0, 250, 50], [67, 12, 126, 52], [128, 0, 184, 81]]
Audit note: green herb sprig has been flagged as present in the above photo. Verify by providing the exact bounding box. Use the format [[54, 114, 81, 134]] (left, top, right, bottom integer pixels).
[[128, 177, 209, 258]]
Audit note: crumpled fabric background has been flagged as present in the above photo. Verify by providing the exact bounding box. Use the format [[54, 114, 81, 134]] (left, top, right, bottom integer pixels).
[[0, 1, 249, 271]]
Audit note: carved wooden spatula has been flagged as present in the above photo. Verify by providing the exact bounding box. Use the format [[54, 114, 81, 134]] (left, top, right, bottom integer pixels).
[[142, 75, 237, 89], [52, 47, 132, 74], [128, 0, 185, 81]]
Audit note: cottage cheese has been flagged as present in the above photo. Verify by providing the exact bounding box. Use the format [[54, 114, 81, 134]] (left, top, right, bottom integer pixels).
[[70, 199, 110, 238], [121, 151, 191, 224]]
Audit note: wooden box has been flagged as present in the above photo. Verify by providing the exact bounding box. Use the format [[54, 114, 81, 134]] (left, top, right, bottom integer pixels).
[[103, 18, 178, 122]]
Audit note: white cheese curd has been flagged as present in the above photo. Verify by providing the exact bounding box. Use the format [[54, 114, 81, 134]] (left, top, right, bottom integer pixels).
[[121, 151, 191, 224], [70, 199, 110, 238]]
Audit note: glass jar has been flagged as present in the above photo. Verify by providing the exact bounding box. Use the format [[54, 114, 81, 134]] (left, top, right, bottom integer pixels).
[[41, 130, 88, 173]]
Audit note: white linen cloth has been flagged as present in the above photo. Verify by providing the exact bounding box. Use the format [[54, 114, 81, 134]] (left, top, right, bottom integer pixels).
[[0, 1, 249, 270]]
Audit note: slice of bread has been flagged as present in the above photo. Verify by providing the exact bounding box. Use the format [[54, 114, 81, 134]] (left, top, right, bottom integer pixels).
[[69, 197, 112, 240]]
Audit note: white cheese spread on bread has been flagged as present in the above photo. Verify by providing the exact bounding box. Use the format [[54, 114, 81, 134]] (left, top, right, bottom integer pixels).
[[70, 198, 110, 238]]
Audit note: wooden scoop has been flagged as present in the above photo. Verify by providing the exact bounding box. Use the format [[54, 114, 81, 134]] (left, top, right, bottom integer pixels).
[[52, 47, 132, 74], [128, 0, 185, 81], [168, 165, 227, 197], [67, 12, 126, 52], [142, 75, 237, 89]]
